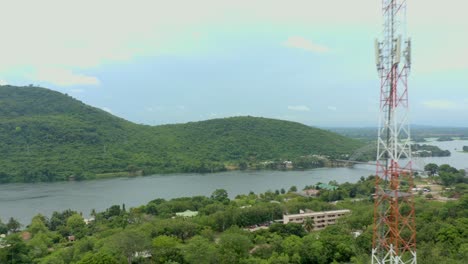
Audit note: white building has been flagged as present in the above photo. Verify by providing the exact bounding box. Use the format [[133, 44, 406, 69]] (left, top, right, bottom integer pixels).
[[283, 209, 350, 230]]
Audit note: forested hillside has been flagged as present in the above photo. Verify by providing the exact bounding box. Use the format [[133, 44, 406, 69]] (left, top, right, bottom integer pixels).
[[0, 85, 362, 183]]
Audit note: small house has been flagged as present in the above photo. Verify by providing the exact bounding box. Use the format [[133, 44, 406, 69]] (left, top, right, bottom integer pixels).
[[175, 210, 199, 218]]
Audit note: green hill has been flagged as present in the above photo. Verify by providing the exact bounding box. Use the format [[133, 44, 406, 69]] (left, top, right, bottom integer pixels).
[[0, 85, 362, 183]]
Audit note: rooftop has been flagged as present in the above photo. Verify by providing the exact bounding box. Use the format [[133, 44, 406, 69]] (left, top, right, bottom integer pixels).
[[175, 210, 199, 217], [284, 209, 350, 218]]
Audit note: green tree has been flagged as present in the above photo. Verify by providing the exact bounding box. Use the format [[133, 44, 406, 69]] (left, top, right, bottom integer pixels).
[[48, 210, 76, 231], [301, 234, 326, 264], [424, 163, 439, 177], [152, 218, 200, 242], [152, 235, 183, 264], [238, 161, 248, 170], [269, 223, 306, 237], [218, 232, 252, 263], [439, 172, 457, 186], [267, 252, 290, 264], [28, 232, 53, 258], [319, 225, 356, 262], [0, 234, 31, 264], [459, 243, 468, 261], [6, 217, 21, 233], [108, 229, 150, 264], [77, 251, 119, 264], [211, 189, 229, 204], [38, 254, 66, 264], [281, 235, 303, 258], [29, 214, 50, 236], [106, 205, 122, 218], [0, 220, 8, 234], [183, 236, 218, 264], [72, 237, 96, 262], [303, 217, 315, 232], [439, 164, 458, 174], [66, 214, 86, 239]]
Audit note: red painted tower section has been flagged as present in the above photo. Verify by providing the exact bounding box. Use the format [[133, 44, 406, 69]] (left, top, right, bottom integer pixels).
[[372, 1, 416, 263]]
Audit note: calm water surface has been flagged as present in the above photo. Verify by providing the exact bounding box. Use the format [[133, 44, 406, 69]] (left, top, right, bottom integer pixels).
[[0, 166, 375, 224], [411, 139, 468, 170], [1, 140, 466, 224]]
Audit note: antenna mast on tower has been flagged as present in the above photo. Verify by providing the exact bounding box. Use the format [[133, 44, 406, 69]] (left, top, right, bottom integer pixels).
[[372, 0, 416, 263]]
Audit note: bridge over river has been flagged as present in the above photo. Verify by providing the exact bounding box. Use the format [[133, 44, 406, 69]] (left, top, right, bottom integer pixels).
[[331, 159, 426, 174]]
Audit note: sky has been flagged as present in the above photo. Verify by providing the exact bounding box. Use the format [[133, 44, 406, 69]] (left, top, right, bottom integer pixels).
[[0, 0, 467, 127]]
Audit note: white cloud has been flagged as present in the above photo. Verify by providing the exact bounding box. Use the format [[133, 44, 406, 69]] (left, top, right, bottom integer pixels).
[[404, 0, 468, 74], [100, 107, 112, 113], [0, 1, 373, 77], [327, 106, 337, 111], [0, 79, 7, 85], [32, 68, 100, 86], [422, 100, 463, 110], [0, 0, 465, 81], [288, 105, 310, 111], [283, 36, 330, 53]]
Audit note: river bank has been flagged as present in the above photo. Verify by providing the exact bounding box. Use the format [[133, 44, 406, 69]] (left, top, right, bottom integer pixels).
[[1, 139, 466, 224], [0, 166, 375, 224]]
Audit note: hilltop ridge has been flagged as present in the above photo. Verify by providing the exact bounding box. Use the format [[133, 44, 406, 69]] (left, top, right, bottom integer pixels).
[[0, 85, 362, 183]]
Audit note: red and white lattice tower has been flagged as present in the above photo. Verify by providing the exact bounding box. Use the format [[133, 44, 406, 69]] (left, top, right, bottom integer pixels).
[[372, 0, 416, 263]]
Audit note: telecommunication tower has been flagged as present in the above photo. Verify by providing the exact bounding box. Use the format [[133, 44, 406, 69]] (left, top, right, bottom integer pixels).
[[372, 0, 416, 263]]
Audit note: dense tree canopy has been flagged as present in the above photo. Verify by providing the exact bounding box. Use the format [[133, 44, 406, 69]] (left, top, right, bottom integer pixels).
[[0, 176, 467, 263], [0, 85, 362, 183], [412, 144, 451, 157]]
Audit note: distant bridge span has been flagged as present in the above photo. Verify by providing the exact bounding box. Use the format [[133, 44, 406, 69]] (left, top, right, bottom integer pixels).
[[331, 159, 425, 173]]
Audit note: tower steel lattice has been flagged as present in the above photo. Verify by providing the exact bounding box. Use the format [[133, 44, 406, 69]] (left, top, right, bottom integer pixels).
[[372, 0, 416, 263]]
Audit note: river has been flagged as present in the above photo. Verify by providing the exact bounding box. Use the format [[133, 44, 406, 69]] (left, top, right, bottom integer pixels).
[[411, 139, 468, 170], [1, 166, 375, 224], [1, 139, 466, 225]]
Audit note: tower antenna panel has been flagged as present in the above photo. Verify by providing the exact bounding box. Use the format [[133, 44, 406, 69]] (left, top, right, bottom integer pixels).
[[371, 0, 416, 263]]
